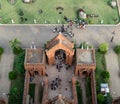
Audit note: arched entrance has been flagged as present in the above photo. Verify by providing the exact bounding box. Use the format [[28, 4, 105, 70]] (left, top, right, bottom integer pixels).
[[55, 49, 66, 62], [45, 33, 74, 65], [34, 71, 39, 76], [29, 70, 40, 77], [77, 69, 90, 77], [82, 71, 88, 76]]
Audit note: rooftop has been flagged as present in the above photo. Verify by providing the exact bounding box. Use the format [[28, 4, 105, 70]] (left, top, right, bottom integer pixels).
[[46, 33, 74, 51], [76, 49, 95, 65], [25, 48, 44, 64]]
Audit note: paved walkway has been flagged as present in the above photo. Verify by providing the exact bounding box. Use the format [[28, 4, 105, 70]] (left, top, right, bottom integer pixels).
[[0, 47, 14, 103], [105, 49, 120, 99], [46, 64, 74, 99]]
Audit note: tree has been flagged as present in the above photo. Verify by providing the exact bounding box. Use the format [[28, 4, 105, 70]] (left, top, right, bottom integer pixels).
[[97, 94, 105, 104], [9, 38, 21, 49], [0, 47, 4, 55], [99, 43, 109, 54], [101, 70, 110, 79], [14, 51, 25, 75], [18, 9, 24, 16], [9, 87, 18, 98], [114, 44, 120, 54], [9, 38, 23, 54], [104, 94, 112, 104], [9, 71, 17, 80]]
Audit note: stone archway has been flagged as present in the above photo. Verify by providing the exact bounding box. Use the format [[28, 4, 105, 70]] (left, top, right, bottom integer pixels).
[[55, 49, 66, 62], [34, 71, 39, 76], [81, 70, 88, 76], [46, 47, 73, 65], [75, 67, 93, 77], [29, 68, 45, 77], [45, 33, 74, 65]]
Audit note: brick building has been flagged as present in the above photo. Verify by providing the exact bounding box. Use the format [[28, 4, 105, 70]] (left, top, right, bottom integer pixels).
[[22, 33, 97, 104]]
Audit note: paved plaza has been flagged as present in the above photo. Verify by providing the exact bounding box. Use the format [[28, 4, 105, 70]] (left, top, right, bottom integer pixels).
[[0, 25, 120, 101], [46, 64, 74, 99]]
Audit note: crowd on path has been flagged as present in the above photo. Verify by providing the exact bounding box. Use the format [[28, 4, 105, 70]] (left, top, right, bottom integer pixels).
[[53, 24, 74, 38], [50, 76, 61, 90]]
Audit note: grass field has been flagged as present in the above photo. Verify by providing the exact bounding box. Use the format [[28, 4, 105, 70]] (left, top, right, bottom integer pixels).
[[0, 0, 119, 24]]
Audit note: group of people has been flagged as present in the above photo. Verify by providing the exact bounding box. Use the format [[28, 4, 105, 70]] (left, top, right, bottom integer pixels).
[[50, 77, 61, 90], [55, 51, 65, 72], [53, 25, 67, 33], [53, 24, 74, 38], [55, 50, 71, 72], [75, 19, 87, 29]]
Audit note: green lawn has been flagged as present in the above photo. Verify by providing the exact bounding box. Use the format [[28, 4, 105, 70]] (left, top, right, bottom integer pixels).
[[0, 0, 119, 24]]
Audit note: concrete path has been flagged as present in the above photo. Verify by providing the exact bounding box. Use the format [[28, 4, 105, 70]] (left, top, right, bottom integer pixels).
[[46, 64, 74, 99], [0, 48, 14, 103], [105, 49, 120, 99]]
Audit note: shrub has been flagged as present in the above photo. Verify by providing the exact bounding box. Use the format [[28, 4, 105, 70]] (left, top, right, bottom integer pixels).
[[9, 71, 17, 80], [103, 93, 112, 104], [79, 41, 93, 49], [10, 87, 18, 95], [89, 19, 94, 24], [99, 43, 109, 54], [13, 47, 23, 55], [43, 43, 46, 49], [0, 47, 4, 55], [97, 93, 105, 104], [14, 51, 25, 74], [18, 9, 24, 16], [114, 44, 120, 54], [20, 17, 24, 22], [101, 70, 110, 79], [1, 18, 11, 24]]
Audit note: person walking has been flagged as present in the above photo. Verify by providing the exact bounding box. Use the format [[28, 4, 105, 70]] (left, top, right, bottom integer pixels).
[[111, 31, 115, 42], [111, 36, 114, 42]]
